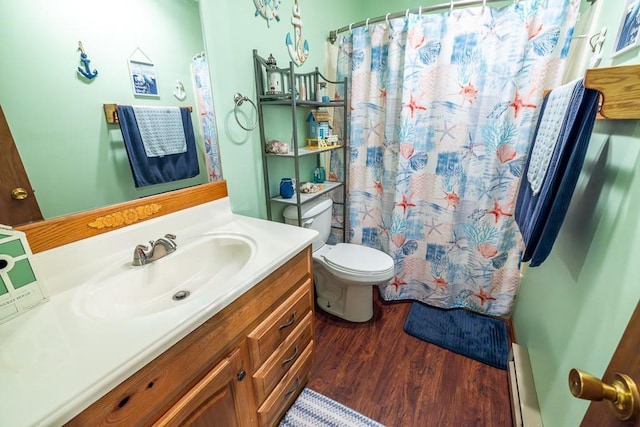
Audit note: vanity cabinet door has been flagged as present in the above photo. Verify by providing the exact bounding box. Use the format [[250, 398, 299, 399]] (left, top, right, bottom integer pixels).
[[154, 346, 254, 427]]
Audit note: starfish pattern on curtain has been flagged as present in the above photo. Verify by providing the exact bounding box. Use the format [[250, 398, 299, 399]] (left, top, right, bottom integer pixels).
[[335, 0, 579, 316]]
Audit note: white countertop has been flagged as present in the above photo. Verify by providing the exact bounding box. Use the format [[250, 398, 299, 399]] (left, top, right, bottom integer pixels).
[[0, 198, 317, 427]]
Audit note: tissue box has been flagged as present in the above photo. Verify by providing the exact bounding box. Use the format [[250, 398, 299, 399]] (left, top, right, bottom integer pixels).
[[0, 225, 48, 324]]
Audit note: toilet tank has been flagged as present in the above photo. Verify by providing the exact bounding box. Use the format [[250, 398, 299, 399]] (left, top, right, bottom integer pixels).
[[283, 197, 333, 251]]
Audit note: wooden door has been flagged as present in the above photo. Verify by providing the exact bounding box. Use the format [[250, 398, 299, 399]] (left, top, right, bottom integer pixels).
[[0, 105, 43, 226], [153, 347, 254, 427], [581, 300, 640, 425]]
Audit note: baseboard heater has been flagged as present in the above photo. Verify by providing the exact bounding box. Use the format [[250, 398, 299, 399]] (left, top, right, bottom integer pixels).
[[508, 343, 543, 427]]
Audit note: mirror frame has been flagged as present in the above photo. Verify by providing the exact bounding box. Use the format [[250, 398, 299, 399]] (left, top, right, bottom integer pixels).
[[17, 181, 228, 254]]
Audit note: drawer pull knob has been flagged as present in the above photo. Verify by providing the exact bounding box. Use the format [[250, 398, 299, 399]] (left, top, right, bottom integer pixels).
[[278, 311, 297, 331], [285, 376, 301, 398], [237, 369, 246, 381], [282, 345, 299, 366]]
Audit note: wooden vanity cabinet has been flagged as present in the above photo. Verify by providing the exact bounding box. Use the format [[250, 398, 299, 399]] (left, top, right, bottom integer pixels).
[[154, 346, 253, 427], [65, 246, 313, 427]]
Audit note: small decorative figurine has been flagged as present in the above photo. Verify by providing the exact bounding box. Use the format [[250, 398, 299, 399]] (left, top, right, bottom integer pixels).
[[285, 0, 309, 66], [173, 80, 186, 101], [253, 0, 281, 28], [265, 54, 282, 95], [306, 109, 339, 149], [77, 41, 98, 80]]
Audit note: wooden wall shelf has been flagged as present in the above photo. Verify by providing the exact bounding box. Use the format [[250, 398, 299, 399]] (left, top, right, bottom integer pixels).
[[103, 103, 193, 124], [584, 64, 640, 120]]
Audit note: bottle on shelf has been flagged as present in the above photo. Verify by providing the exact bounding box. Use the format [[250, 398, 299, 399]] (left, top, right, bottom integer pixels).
[[316, 82, 329, 103]]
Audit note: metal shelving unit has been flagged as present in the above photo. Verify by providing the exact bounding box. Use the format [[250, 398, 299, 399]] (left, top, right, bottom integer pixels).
[[253, 50, 348, 238]]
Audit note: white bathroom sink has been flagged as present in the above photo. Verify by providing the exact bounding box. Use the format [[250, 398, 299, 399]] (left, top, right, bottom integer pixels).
[[73, 233, 256, 320]]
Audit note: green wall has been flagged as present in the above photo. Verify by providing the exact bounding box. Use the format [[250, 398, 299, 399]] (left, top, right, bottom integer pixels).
[[0, 0, 209, 220], [513, 1, 640, 426], [198, 0, 363, 217]]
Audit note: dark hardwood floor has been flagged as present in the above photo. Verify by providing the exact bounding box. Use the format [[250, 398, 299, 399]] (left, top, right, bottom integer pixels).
[[307, 288, 513, 427]]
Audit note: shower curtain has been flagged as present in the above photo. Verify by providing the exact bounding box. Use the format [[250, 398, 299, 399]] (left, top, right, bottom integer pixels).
[[192, 54, 223, 181], [335, 0, 579, 316]]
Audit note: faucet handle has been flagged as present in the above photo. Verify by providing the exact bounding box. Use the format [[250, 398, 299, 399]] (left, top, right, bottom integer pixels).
[[164, 234, 177, 248], [133, 244, 149, 266]]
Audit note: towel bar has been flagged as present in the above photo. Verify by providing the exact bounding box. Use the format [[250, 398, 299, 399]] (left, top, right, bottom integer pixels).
[[103, 103, 193, 124], [583, 64, 640, 119]]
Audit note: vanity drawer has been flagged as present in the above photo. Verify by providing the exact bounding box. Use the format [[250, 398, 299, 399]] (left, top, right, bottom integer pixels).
[[252, 311, 313, 405], [257, 341, 314, 427], [247, 279, 312, 370]]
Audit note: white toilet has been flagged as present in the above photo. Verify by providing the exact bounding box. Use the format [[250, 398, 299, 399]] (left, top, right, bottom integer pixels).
[[283, 197, 395, 322]]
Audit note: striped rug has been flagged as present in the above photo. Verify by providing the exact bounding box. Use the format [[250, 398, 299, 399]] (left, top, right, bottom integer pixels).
[[279, 388, 385, 427]]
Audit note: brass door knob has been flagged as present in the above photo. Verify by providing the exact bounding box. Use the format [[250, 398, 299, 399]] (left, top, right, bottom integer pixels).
[[569, 368, 640, 420], [11, 188, 28, 200]]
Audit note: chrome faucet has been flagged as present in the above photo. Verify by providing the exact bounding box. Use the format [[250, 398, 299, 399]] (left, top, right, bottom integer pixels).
[[132, 234, 177, 266]]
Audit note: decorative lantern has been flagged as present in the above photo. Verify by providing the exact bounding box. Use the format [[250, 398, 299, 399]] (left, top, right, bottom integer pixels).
[[266, 53, 282, 95]]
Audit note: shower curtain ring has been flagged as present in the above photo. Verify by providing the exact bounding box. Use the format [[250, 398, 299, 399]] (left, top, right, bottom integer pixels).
[[385, 13, 390, 26], [450, 1, 455, 12], [418, 6, 422, 16], [405, 9, 410, 20], [366, 18, 370, 28], [482, 0, 486, 12], [349, 22, 354, 33]]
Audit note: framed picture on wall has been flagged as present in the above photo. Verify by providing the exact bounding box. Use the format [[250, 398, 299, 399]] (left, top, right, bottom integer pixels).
[[128, 60, 160, 97], [612, 0, 640, 57]]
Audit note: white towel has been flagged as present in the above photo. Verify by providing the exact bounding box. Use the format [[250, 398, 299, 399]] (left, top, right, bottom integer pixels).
[[132, 106, 187, 157], [526, 79, 582, 195]]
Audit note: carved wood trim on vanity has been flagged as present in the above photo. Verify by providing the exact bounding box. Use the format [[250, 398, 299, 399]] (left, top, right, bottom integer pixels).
[[16, 181, 228, 254]]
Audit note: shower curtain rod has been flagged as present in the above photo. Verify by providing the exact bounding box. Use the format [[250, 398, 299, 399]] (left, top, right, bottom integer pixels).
[[328, 0, 509, 44], [327, 0, 596, 44]]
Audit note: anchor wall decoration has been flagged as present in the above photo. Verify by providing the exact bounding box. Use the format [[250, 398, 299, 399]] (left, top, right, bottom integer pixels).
[[285, 0, 309, 66], [77, 41, 98, 80], [253, 0, 281, 28]]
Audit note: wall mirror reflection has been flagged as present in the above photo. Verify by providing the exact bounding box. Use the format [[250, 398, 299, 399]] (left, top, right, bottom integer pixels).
[[0, 0, 211, 226]]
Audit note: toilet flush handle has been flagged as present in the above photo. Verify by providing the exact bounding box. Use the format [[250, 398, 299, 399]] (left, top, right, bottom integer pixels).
[[303, 218, 314, 227]]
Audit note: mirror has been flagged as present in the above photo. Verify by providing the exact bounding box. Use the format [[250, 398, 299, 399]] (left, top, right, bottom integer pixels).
[[0, 0, 209, 224]]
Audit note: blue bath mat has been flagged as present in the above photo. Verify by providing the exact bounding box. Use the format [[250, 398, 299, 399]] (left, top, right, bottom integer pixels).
[[403, 302, 509, 370], [279, 388, 384, 427]]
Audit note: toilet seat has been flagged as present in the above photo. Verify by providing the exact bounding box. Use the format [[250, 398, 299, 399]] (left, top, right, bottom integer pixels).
[[317, 243, 394, 283]]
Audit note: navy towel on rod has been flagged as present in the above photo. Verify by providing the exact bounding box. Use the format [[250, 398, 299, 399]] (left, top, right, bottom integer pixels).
[[515, 79, 600, 267], [117, 105, 199, 187]]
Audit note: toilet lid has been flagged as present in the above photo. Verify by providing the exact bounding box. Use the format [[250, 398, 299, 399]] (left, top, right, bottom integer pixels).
[[323, 243, 394, 275]]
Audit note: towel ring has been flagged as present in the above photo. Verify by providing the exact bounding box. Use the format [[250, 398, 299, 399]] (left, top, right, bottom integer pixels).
[[233, 93, 258, 131]]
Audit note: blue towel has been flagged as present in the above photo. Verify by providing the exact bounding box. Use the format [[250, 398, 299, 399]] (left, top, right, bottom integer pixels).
[[117, 106, 200, 187], [515, 80, 600, 267], [526, 79, 581, 195], [132, 106, 187, 157]]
